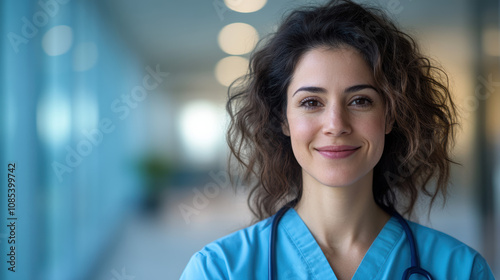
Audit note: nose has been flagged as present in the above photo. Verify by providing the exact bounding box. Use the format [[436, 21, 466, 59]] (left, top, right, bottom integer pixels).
[[322, 104, 352, 136]]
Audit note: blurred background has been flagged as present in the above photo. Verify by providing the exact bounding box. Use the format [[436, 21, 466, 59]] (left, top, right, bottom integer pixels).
[[0, 0, 499, 279]]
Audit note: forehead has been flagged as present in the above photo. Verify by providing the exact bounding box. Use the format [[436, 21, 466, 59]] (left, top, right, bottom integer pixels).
[[288, 46, 375, 93]]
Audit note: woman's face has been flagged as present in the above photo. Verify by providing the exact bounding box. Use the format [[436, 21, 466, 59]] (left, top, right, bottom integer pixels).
[[284, 46, 391, 188]]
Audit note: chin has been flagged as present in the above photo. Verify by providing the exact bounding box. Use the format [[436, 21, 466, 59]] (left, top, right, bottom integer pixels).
[[308, 169, 366, 188], [313, 172, 360, 188]]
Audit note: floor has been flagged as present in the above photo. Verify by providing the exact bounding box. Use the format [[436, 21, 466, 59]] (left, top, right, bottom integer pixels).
[[93, 187, 253, 280]]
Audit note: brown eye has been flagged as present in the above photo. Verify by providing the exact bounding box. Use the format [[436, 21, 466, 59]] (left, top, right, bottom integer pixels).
[[305, 100, 319, 107], [350, 97, 373, 107], [299, 98, 322, 109]]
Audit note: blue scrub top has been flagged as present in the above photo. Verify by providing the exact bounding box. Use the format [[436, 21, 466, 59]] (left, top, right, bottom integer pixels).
[[180, 208, 495, 279]]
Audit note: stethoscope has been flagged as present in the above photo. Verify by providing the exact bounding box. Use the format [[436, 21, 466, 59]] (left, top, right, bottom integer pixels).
[[268, 204, 434, 280]]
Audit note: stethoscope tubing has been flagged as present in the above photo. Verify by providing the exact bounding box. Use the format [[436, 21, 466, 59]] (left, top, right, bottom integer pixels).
[[268, 205, 290, 280]]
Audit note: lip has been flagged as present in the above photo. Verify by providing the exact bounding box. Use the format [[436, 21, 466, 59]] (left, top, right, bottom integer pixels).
[[315, 145, 361, 159]]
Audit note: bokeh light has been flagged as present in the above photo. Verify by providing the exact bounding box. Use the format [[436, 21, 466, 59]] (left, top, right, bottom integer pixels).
[[224, 0, 267, 13], [218, 23, 259, 55], [73, 42, 99, 71], [36, 91, 72, 145], [214, 56, 249, 86], [179, 100, 224, 165], [42, 25, 73, 56]]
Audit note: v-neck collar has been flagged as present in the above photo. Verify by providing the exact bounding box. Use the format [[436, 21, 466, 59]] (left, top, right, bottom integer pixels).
[[279, 208, 404, 280]]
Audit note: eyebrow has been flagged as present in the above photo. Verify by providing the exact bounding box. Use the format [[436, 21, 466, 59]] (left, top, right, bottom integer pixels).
[[292, 84, 378, 97]]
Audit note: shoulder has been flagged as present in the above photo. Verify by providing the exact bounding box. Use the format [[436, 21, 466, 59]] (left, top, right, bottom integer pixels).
[[408, 220, 470, 250], [407, 221, 495, 279], [180, 217, 273, 279]]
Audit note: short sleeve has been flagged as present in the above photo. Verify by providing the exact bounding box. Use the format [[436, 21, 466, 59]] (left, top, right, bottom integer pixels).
[[180, 251, 227, 280]]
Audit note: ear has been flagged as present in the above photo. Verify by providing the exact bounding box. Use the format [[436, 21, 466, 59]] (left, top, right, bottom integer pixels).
[[281, 120, 290, 136]]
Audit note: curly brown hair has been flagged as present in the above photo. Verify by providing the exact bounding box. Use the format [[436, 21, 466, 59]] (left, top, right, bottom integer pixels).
[[226, 0, 458, 221]]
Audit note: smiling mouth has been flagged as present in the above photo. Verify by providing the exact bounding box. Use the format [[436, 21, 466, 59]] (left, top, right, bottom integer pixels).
[[315, 145, 361, 159]]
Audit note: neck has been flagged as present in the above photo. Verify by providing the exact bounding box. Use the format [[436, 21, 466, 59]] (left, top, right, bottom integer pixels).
[[294, 170, 390, 253]]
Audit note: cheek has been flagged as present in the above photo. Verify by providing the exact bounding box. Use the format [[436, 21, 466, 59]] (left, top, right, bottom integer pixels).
[[287, 115, 318, 143], [286, 115, 319, 161], [359, 114, 387, 154]]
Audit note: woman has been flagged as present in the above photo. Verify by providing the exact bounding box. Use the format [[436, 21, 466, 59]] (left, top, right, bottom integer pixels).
[[181, 0, 495, 279]]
